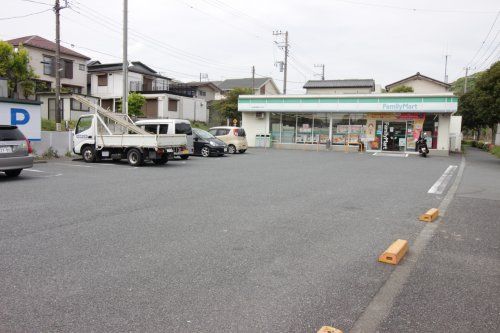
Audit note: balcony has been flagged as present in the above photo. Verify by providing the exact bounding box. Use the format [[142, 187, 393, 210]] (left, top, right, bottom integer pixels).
[[129, 81, 169, 92]]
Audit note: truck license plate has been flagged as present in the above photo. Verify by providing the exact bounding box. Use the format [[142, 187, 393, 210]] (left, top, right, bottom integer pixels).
[[0, 146, 13, 153]]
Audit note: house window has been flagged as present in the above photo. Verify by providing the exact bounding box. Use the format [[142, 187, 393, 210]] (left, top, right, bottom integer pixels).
[[198, 90, 206, 97], [79, 64, 86, 71], [168, 99, 178, 112], [97, 74, 108, 86], [62, 60, 73, 79], [43, 56, 54, 75], [71, 98, 90, 111]]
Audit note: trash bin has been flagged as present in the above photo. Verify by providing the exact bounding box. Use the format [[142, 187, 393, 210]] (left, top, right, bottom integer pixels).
[[255, 134, 271, 148]]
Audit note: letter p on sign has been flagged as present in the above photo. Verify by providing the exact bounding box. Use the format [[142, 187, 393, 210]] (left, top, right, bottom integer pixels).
[[11, 108, 30, 125]]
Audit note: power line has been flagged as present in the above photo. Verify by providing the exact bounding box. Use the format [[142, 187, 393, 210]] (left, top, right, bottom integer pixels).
[[471, 29, 500, 68], [0, 8, 51, 20], [332, 0, 497, 14], [19, 0, 53, 5], [467, 10, 500, 67], [475, 42, 500, 71]]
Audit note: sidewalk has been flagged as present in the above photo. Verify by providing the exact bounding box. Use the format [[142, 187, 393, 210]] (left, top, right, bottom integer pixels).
[[377, 148, 500, 332]]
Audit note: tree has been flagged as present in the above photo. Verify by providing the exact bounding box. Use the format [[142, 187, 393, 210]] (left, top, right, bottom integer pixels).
[[457, 61, 500, 139], [211, 88, 253, 125], [118, 92, 146, 116], [0, 40, 37, 99], [389, 85, 414, 93], [451, 72, 483, 96]]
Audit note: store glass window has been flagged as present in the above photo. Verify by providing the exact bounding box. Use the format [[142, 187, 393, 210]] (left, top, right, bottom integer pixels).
[[281, 114, 296, 143], [349, 114, 367, 144], [296, 114, 314, 143], [313, 113, 329, 144], [270, 113, 281, 143], [331, 114, 349, 144], [423, 113, 439, 149]]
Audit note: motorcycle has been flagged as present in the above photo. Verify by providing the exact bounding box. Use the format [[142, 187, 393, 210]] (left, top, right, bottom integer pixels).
[[416, 135, 429, 157]]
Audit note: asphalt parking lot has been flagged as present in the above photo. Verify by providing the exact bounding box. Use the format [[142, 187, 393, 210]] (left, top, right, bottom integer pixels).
[[1, 148, 495, 332]]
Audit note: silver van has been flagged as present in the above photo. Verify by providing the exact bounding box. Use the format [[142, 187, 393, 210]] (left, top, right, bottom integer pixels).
[[135, 119, 193, 159]]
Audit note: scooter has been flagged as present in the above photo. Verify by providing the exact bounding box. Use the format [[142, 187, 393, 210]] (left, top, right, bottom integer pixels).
[[416, 135, 429, 157]]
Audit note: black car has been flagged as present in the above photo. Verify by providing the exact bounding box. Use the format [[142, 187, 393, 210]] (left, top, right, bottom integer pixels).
[[192, 128, 227, 157]]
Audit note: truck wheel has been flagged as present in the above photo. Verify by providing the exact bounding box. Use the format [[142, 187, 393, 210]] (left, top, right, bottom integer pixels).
[[82, 146, 97, 163], [153, 155, 168, 165], [127, 148, 144, 166]]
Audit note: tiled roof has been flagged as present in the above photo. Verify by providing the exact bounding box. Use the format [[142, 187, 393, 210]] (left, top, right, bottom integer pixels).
[[385, 72, 451, 90], [87, 61, 171, 80], [6, 35, 90, 60], [216, 78, 270, 90], [304, 79, 375, 89]]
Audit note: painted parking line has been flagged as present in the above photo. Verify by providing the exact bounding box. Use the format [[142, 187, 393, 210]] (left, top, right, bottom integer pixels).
[[373, 152, 408, 157], [428, 165, 458, 194], [24, 169, 45, 173], [52, 163, 93, 168]]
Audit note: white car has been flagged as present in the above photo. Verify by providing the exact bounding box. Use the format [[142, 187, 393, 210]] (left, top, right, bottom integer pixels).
[[135, 119, 193, 159]]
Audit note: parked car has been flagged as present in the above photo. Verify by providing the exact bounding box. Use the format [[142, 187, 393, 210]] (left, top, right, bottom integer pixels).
[[135, 119, 193, 159], [192, 128, 226, 157], [0, 125, 34, 177], [208, 126, 248, 154]]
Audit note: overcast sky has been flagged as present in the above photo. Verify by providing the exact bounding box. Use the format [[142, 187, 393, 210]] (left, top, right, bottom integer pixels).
[[2, 0, 499, 93]]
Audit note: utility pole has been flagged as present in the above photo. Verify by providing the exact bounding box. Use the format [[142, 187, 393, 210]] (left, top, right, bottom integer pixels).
[[273, 30, 289, 94], [54, 0, 68, 131], [251, 66, 255, 94], [122, 0, 128, 115], [314, 64, 325, 80], [444, 55, 449, 83], [463, 66, 471, 93]]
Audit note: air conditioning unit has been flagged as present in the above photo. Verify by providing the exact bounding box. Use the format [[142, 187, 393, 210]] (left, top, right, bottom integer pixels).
[[255, 112, 265, 119]]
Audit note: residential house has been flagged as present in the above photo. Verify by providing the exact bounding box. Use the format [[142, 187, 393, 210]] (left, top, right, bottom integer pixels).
[[88, 61, 208, 122], [7, 35, 90, 96], [215, 77, 280, 95], [184, 81, 223, 102], [385, 72, 451, 93], [7, 35, 96, 122], [303, 79, 375, 94]]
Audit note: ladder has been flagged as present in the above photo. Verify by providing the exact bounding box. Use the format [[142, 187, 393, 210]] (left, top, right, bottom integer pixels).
[[71, 94, 149, 135]]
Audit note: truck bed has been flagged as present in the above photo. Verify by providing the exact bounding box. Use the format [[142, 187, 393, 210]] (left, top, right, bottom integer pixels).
[[96, 134, 187, 148]]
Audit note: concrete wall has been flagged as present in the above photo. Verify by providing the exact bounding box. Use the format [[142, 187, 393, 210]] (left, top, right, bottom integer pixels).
[[26, 46, 88, 94], [241, 112, 269, 147], [306, 87, 373, 94], [449, 115, 463, 152], [437, 114, 450, 152], [390, 79, 449, 94], [31, 131, 73, 155]]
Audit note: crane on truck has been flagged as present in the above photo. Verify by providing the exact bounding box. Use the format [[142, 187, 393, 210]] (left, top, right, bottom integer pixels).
[[71, 95, 188, 166]]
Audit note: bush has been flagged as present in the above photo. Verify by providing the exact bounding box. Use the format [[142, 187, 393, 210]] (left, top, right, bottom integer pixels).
[[477, 141, 485, 149], [41, 119, 76, 131], [462, 140, 473, 146], [491, 146, 500, 158]]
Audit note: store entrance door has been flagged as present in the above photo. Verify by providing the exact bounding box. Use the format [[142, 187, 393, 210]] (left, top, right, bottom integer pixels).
[[382, 121, 407, 151]]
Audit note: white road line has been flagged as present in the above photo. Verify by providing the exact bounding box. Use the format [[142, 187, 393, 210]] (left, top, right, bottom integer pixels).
[[24, 169, 44, 173], [53, 163, 93, 168], [428, 165, 458, 194]]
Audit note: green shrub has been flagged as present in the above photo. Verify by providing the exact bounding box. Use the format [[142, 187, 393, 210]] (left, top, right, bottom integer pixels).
[[42, 147, 59, 159], [462, 140, 473, 146], [41, 119, 77, 131], [491, 146, 500, 158], [477, 141, 485, 149]]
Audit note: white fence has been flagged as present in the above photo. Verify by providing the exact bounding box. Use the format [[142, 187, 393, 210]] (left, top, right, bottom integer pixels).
[[31, 131, 73, 156]]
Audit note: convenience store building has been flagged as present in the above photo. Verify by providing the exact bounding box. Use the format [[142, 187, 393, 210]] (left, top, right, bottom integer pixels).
[[239, 93, 459, 155]]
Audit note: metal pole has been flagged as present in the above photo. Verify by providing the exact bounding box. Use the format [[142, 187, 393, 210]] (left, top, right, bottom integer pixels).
[[252, 66, 255, 94], [444, 55, 449, 83], [54, 0, 62, 131], [464, 67, 469, 94], [122, 0, 128, 114], [283, 31, 288, 94]]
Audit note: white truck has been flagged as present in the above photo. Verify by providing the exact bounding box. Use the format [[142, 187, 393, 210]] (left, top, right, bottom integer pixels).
[[71, 95, 188, 166]]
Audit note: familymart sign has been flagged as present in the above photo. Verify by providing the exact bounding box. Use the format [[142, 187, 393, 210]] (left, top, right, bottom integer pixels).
[[238, 95, 458, 113]]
